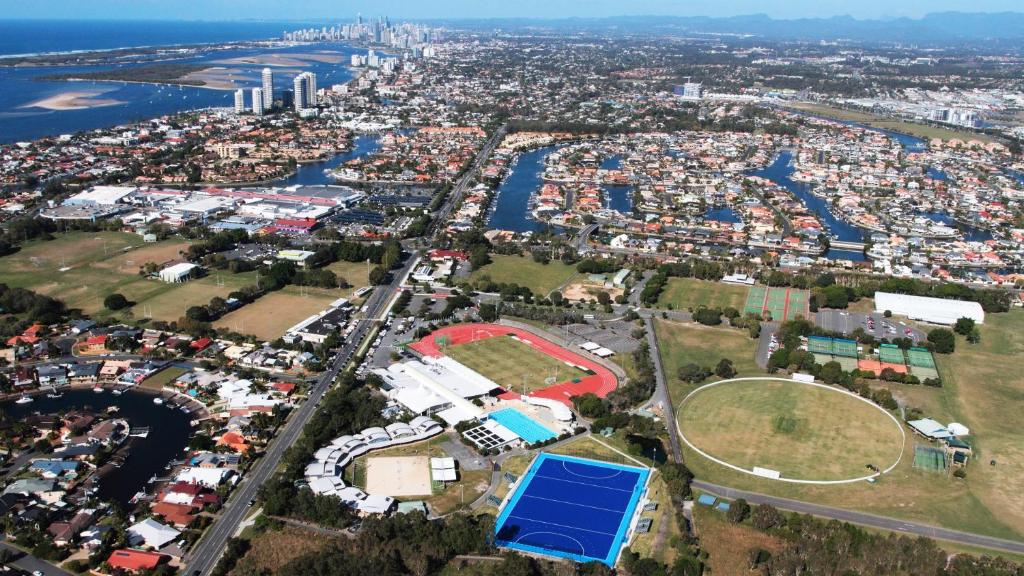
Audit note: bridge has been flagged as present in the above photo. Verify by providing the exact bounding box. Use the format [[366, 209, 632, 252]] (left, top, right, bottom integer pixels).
[[829, 240, 866, 251]]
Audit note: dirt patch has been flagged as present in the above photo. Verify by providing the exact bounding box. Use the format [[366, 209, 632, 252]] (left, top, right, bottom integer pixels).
[[365, 455, 432, 497], [562, 282, 622, 302]]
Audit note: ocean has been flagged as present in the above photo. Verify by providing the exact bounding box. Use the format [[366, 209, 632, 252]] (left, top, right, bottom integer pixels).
[[0, 20, 356, 143]]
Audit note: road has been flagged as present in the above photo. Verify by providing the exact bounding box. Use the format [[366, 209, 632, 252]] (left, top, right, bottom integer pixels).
[[0, 540, 73, 576], [642, 316, 682, 464], [432, 124, 508, 241], [184, 255, 418, 576], [693, 480, 1024, 555]]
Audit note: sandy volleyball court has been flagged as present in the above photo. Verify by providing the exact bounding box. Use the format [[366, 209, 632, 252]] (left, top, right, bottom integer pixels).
[[365, 456, 432, 497]]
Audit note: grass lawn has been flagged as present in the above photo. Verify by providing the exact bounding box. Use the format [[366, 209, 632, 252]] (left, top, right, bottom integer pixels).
[[214, 283, 343, 340], [789, 102, 997, 143], [679, 379, 904, 481], [326, 259, 372, 296], [129, 271, 258, 323], [443, 335, 588, 393], [655, 277, 748, 312], [468, 254, 576, 296], [653, 319, 760, 401], [141, 366, 188, 390]]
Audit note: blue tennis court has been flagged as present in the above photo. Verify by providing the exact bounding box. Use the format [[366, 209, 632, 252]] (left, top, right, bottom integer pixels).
[[494, 453, 650, 565], [489, 408, 556, 443]]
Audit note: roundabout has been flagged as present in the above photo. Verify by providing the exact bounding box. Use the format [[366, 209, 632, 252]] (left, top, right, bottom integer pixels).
[[677, 377, 905, 484]]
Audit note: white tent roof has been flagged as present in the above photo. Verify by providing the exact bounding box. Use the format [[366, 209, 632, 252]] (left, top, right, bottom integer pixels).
[[874, 292, 984, 325], [128, 518, 180, 549]]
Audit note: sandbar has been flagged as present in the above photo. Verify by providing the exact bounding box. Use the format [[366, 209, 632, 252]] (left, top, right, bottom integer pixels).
[[22, 91, 125, 111]]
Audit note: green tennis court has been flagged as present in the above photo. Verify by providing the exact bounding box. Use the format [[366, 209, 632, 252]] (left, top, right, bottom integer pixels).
[[832, 339, 859, 359], [879, 344, 906, 365], [742, 286, 809, 321], [907, 348, 936, 369], [914, 445, 947, 472]]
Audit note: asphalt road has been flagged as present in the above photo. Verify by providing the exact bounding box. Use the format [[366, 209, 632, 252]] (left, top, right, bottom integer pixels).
[[693, 480, 1024, 555], [432, 124, 508, 241], [642, 316, 682, 464], [0, 540, 73, 576], [184, 256, 417, 576]]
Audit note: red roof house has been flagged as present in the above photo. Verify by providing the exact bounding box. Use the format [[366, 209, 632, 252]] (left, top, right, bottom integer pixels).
[[107, 549, 168, 572]]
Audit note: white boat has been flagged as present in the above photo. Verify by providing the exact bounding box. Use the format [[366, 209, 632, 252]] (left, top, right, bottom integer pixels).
[[111, 389, 123, 396], [46, 393, 63, 399], [153, 398, 164, 405], [93, 387, 104, 393], [15, 395, 33, 405]]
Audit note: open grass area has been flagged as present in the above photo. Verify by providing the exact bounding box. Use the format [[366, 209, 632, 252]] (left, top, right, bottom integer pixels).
[[661, 313, 1024, 546], [547, 434, 647, 467], [653, 319, 760, 401], [140, 366, 188, 390], [326, 259, 372, 297], [627, 474, 681, 565], [655, 277, 748, 312], [130, 271, 258, 323], [789, 102, 998, 143], [213, 284, 342, 340], [693, 503, 786, 574], [679, 379, 904, 481], [232, 526, 338, 575], [443, 335, 588, 393], [468, 254, 576, 296]]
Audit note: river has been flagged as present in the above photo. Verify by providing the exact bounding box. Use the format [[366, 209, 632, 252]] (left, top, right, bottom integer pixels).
[[488, 146, 559, 232], [3, 389, 194, 507]]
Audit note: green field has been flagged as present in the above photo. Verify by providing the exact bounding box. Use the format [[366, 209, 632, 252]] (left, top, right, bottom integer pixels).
[[653, 319, 760, 401], [656, 277, 748, 311], [790, 102, 998, 144], [665, 311, 1024, 545], [679, 379, 904, 481], [443, 335, 586, 393], [468, 254, 576, 297]]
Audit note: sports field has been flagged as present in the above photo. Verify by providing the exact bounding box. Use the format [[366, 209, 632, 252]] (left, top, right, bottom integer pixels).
[[214, 285, 343, 340], [325, 259, 372, 298], [656, 277, 748, 311], [743, 286, 809, 321], [495, 453, 650, 566], [444, 335, 588, 394], [365, 456, 433, 497], [131, 271, 258, 322], [468, 254, 576, 296], [679, 379, 904, 482]]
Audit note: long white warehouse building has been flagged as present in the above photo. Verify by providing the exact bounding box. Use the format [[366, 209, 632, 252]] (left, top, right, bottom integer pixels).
[[874, 291, 984, 325]]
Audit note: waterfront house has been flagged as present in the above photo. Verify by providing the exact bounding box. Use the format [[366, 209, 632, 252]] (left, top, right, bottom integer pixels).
[[127, 518, 181, 549]]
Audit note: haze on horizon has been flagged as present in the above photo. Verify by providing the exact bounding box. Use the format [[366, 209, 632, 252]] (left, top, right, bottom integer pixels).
[[5, 0, 1024, 21]]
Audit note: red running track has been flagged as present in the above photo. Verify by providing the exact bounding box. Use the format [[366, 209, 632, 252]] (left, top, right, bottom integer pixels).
[[408, 323, 618, 406]]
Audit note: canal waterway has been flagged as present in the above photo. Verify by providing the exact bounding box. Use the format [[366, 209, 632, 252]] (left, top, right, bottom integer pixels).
[[3, 389, 193, 507], [278, 133, 382, 187]]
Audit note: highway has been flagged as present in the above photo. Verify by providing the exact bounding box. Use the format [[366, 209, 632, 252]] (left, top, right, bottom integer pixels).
[[693, 480, 1024, 555], [183, 255, 418, 576]]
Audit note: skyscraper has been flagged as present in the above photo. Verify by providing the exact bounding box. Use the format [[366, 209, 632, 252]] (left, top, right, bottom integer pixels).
[[252, 88, 265, 116], [261, 68, 274, 111], [293, 74, 307, 112], [233, 89, 245, 114]]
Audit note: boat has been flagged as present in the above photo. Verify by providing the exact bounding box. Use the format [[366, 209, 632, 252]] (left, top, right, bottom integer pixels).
[[153, 398, 164, 405], [46, 393, 63, 399], [15, 395, 33, 405], [111, 389, 123, 396], [93, 387, 104, 393]]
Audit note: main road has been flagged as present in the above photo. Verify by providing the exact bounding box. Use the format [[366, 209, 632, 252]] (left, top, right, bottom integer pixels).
[[432, 124, 508, 241], [693, 480, 1024, 555], [184, 254, 419, 575]]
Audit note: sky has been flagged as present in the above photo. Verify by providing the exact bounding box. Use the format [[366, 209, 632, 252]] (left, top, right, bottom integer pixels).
[[4, 0, 1024, 21]]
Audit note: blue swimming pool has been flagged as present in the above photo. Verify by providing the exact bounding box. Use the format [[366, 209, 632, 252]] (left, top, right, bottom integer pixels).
[[489, 408, 556, 444], [495, 453, 651, 565]]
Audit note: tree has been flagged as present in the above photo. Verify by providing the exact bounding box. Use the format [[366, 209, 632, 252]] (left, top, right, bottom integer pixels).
[[727, 498, 751, 523], [927, 328, 956, 354], [751, 504, 785, 530], [469, 245, 491, 270], [715, 358, 736, 379], [954, 317, 975, 336], [573, 393, 606, 418], [478, 303, 499, 322], [678, 363, 711, 383], [104, 293, 130, 310], [967, 326, 981, 344], [368, 266, 388, 285], [820, 284, 849, 309], [819, 361, 843, 384]]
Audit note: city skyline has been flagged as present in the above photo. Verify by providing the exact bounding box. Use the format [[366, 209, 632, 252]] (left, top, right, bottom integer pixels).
[[4, 1, 1024, 21]]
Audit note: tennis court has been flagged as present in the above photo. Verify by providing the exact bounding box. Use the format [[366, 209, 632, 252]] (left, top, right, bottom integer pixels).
[[907, 347, 939, 380], [495, 453, 650, 566], [742, 286, 809, 321], [879, 344, 907, 365], [489, 408, 556, 444], [914, 445, 947, 472]]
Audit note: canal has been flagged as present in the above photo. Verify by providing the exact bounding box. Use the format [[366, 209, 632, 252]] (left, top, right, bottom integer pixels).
[[4, 390, 194, 507], [488, 146, 562, 232], [277, 133, 382, 187]]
